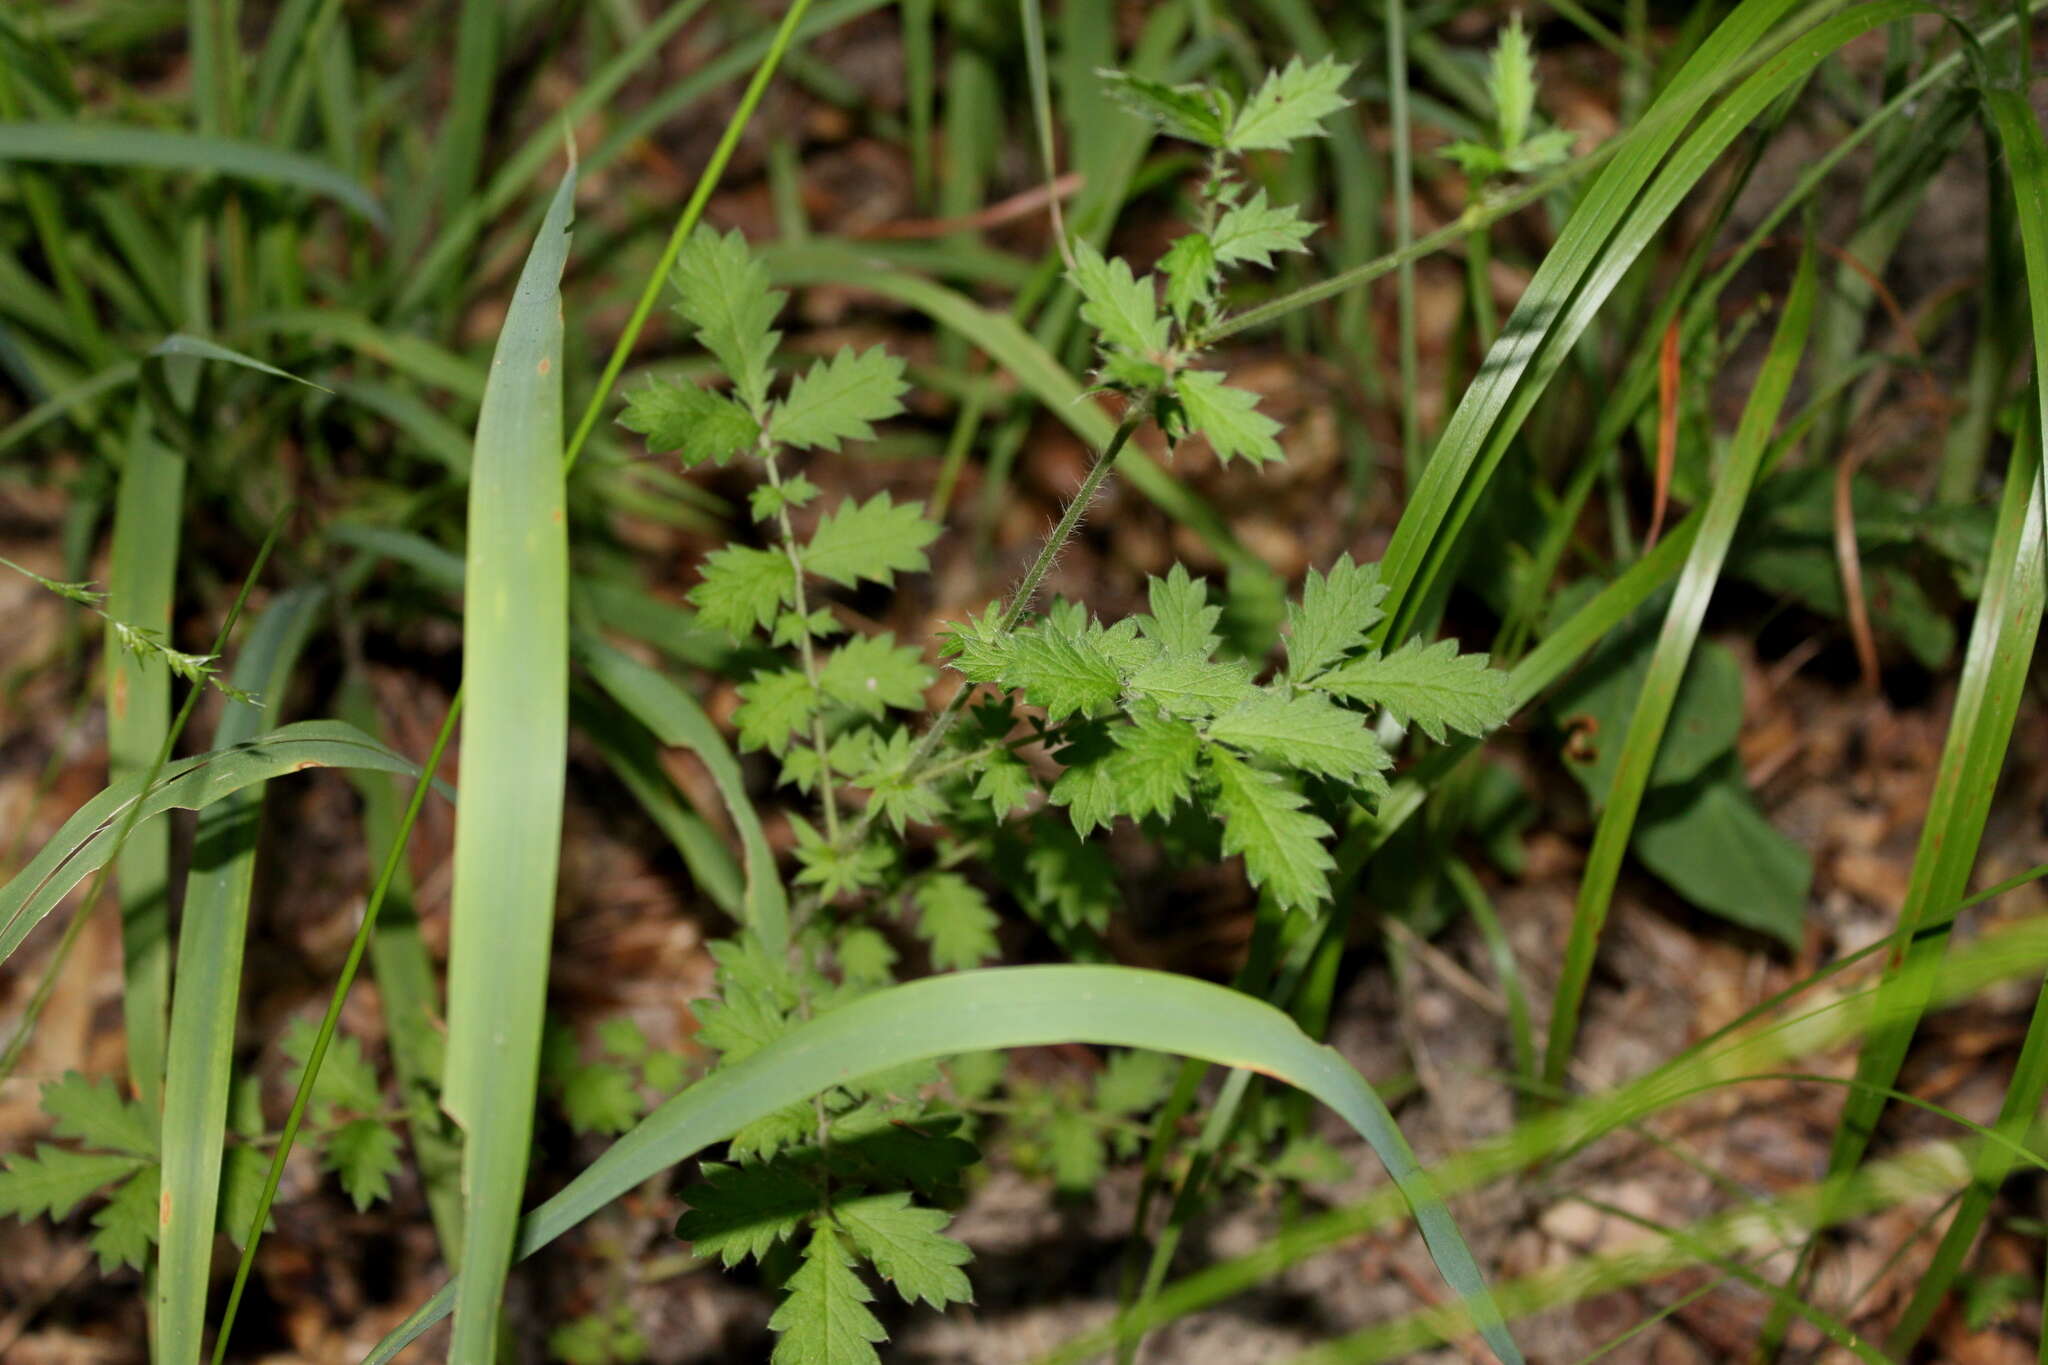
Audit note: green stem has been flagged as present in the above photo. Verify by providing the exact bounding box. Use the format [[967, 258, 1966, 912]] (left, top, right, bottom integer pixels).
[[561, 0, 816, 475], [209, 699, 460, 1365]]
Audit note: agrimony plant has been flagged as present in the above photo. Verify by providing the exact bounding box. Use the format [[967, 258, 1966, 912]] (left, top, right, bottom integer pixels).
[[607, 56, 1514, 1362]]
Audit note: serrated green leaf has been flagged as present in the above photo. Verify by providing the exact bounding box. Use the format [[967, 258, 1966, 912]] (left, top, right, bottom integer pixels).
[[1490, 15, 1538, 152], [1285, 555, 1387, 681], [560, 1064, 644, 1137], [619, 381, 760, 467], [692, 545, 798, 637], [1159, 232, 1217, 321], [1107, 712, 1203, 822], [1014, 820, 1120, 934], [675, 1160, 817, 1267], [1096, 70, 1228, 146], [1048, 725, 1121, 837], [1441, 141, 1510, 179], [1139, 564, 1222, 658], [326, 1117, 404, 1208], [1505, 127, 1575, 173], [836, 1191, 973, 1310], [735, 668, 816, 757], [769, 1221, 887, 1365], [90, 1164, 159, 1272], [1068, 239, 1167, 360], [1044, 1108, 1104, 1192], [1126, 651, 1257, 718], [754, 475, 823, 522], [40, 1071, 158, 1158], [1312, 638, 1512, 742], [912, 872, 1000, 971], [826, 1109, 980, 1197], [1174, 369, 1282, 465], [969, 749, 1036, 821], [792, 819, 896, 901], [1225, 56, 1355, 152], [837, 927, 897, 985], [1208, 692, 1392, 794], [672, 226, 783, 413], [1207, 749, 1334, 912], [695, 979, 793, 1066], [600, 1016, 650, 1062], [0, 1145, 146, 1221], [1210, 190, 1316, 269], [1094, 1049, 1174, 1116], [730, 1102, 817, 1165], [818, 634, 932, 718], [802, 494, 940, 591], [282, 1017, 382, 1117], [771, 346, 909, 452], [999, 625, 1125, 721]]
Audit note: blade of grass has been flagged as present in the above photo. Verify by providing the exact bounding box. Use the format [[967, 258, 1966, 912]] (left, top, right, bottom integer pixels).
[[559, 0, 816, 475], [0, 122, 386, 226], [433, 0, 500, 250], [440, 166, 574, 1365], [1387, 0, 1418, 481], [1541, 237, 1818, 1090], [576, 635, 785, 949], [363, 964, 1527, 1365], [1377, 0, 1915, 647], [208, 676, 463, 1364], [1803, 81, 2048, 1354], [104, 413, 185, 1114], [157, 585, 326, 1365], [337, 678, 465, 1262], [0, 719, 427, 969]]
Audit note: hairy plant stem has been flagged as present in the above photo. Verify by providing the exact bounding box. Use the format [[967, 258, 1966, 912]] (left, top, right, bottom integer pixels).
[[762, 445, 842, 841], [834, 391, 1156, 857]]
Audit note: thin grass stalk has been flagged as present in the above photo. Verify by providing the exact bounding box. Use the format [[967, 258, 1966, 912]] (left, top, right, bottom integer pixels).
[[1541, 239, 1818, 1090], [1387, 0, 1419, 481], [561, 0, 815, 474], [207, 692, 459, 1365]]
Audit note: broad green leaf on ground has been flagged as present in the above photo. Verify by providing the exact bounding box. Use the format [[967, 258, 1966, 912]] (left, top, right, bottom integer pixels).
[[1551, 625, 1744, 800], [1633, 760, 1813, 948]]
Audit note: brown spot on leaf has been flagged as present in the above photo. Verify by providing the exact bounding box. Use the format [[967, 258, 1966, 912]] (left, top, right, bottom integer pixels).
[[537, 356, 551, 375], [160, 1190, 171, 1226]]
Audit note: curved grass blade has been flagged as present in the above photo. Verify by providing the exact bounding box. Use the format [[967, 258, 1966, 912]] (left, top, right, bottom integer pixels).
[[1541, 241, 1818, 1089], [157, 587, 326, 1365], [439, 166, 574, 1364], [104, 413, 185, 1113], [0, 122, 386, 227], [0, 719, 426, 967], [576, 635, 785, 949], [361, 965, 1524, 1365], [147, 333, 330, 392], [1371, 0, 1873, 642]]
